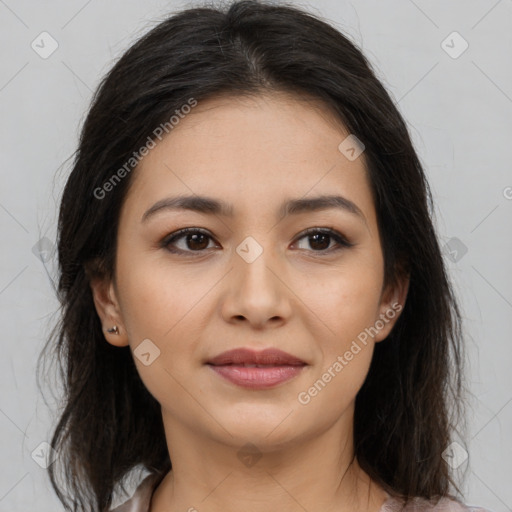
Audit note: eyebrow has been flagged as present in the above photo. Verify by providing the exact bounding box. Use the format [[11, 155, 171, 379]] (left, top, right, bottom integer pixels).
[[141, 194, 366, 224]]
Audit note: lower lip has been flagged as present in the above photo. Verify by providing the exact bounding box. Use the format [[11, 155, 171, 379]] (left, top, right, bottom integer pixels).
[[208, 364, 305, 389]]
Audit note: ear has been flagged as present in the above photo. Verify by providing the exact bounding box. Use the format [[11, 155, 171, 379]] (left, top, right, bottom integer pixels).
[[87, 267, 129, 348], [373, 271, 410, 343]]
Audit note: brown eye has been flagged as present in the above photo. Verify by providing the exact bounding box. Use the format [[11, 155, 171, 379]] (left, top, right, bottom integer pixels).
[[162, 228, 217, 254], [161, 227, 353, 257], [293, 228, 353, 254]]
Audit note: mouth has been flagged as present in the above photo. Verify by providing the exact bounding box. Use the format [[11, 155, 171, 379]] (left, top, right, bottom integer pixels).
[[206, 348, 307, 389], [207, 347, 306, 366]]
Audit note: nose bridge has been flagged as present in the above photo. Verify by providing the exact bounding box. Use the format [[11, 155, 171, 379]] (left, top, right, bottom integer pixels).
[[222, 232, 292, 325], [234, 233, 279, 295]]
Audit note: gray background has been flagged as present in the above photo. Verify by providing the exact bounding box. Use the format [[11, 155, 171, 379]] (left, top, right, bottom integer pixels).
[[0, 0, 511, 510]]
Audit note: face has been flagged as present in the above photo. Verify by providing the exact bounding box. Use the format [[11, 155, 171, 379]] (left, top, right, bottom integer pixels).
[[90, 92, 408, 452]]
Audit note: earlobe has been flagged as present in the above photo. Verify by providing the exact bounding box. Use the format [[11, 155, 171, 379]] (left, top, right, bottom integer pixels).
[[88, 274, 130, 347]]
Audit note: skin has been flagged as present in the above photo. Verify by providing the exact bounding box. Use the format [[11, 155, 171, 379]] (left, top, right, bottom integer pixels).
[[90, 92, 409, 512]]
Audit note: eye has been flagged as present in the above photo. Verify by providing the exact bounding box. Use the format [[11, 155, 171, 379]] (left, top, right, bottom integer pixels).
[[292, 227, 353, 254], [161, 227, 353, 256], [161, 228, 218, 254]]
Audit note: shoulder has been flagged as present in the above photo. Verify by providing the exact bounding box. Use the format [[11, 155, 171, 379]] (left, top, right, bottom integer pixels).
[[109, 473, 161, 512], [380, 495, 494, 512]]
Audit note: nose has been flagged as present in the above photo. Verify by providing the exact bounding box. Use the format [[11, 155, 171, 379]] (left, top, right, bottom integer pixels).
[[220, 240, 293, 329]]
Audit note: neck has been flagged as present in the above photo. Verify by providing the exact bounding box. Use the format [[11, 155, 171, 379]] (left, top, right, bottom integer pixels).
[[150, 409, 388, 512]]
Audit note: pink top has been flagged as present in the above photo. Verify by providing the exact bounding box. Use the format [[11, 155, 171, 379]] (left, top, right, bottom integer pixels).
[[110, 474, 493, 512]]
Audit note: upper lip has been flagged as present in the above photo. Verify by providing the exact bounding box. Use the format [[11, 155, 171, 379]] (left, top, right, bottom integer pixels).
[[207, 348, 307, 366]]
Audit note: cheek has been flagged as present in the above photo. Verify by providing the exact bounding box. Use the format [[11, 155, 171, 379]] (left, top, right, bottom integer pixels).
[[294, 271, 381, 421], [115, 256, 211, 408], [301, 262, 383, 345], [116, 252, 213, 341], [115, 254, 225, 400]]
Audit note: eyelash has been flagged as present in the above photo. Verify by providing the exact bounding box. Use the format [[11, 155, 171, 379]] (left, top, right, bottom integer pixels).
[[160, 227, 354, 256]]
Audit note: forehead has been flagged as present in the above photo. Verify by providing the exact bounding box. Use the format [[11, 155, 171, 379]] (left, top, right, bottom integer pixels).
[[121, 92, 376, 228]]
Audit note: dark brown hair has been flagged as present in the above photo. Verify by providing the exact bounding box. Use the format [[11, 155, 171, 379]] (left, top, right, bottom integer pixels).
[[39, 1, 467, 510]]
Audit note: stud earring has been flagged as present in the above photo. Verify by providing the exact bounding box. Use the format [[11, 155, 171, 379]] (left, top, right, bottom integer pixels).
[[107, 325, 119, 335]]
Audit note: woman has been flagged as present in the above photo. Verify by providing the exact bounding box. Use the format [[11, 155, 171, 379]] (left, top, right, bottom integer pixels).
[[39, 1, 492, 511]]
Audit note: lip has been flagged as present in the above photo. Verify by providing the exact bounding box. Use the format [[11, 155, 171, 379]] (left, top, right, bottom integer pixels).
[[206, 348, 307, 389], [207, 348, 306, 366]]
